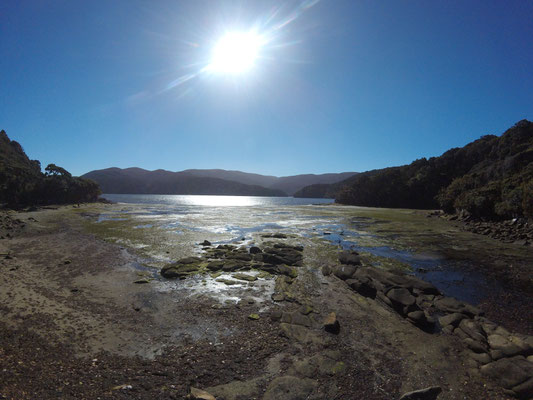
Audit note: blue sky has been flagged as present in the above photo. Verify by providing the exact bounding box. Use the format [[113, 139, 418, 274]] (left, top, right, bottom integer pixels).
[[1, 0, 532, 177]]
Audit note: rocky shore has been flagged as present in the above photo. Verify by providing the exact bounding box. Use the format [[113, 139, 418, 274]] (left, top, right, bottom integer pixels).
[[1, 205, 532, 399], [428, 210, 533, 247]]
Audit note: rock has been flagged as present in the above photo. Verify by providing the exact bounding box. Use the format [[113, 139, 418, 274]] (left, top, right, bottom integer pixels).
[[178, 256, 203, 264], [281, 312, 311, 327], [434, 297, 480, 316], [464, 338, 488, 354], [321, 265, 332, 276], [227, 252, 253, 261], [161, 263, 200, 279], [206, 260, 225, 271], [481, 356, 533, 393], [324, 312, 340, 334], [338, 250, 361, 265], [346, 277, 377, 298], [232, 273, 257, 282], [200, 240, 211, 246], [263, 376, 317, 400], [271, 310, 283, 321], [458, 319, 486, 343], [216, 278, 240, 285], [133, 278, 151, 284], [470, 352, 492, 365], [387, 288, 416, 308], [513, 377, 533, 399], [248, 313, 260, 320], [299, 304, 313, 315], [249, 246, 262, 254], [398, 386, 442, 400], [277, 265, 298, 278], [438, 313, 466, 328], [333, 264, 357, 280], [188, 387, 216, 400]]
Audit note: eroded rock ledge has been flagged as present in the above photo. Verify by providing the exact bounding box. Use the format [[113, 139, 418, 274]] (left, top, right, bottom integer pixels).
[[330, 250, 533, 399]]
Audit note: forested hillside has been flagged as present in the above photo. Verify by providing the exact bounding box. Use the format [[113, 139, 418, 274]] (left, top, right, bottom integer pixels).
[[296, 120, 533, 219], [0, 130, 101, 208]]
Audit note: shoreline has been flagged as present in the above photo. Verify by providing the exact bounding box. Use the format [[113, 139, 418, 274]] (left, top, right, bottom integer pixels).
[[0, 204, 531, 399]]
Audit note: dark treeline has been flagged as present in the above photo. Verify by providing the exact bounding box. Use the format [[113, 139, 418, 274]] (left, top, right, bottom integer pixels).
[[0, 130, 101, 208], [296, 120, 533, 220]]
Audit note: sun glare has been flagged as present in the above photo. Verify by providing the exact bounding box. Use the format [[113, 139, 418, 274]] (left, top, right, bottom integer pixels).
[[208, 31, 263, 75]]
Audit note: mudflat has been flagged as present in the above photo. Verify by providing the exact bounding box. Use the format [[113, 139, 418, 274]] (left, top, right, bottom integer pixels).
[[1, 203, 532, 399]]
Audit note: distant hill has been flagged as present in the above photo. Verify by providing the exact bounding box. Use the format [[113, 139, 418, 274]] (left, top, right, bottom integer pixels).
[[82, 168, 287, 197], [296, 120, 533, 220], [82, 168, 358, 197], [181, 169, 357, 196], [0, 130, 100, 207]]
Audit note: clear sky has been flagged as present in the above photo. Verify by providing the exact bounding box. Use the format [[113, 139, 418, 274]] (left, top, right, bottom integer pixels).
[[1, 1, 532, 177]]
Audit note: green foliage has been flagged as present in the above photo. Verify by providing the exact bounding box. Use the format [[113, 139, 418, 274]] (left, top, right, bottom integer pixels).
[[331, 120, 533, 220], [0, 130, 101, 208]]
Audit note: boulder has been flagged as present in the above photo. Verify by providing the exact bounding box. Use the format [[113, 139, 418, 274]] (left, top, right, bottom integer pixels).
[[188, 387, 216, 400], [387, 288, 416, 307], [324, 312, 340, 334], [206, 261, 225, 271], [161, 263, 199, 279], [398, 386, 442, 400], [346, 277, 377, 298], [438, 313, 466, 328], [200, 240, 211, 246], [458, 319, 486, 343], [338, 250, 361, 265], [481, 356, 533, 393], [333, 264, 357, 280], [233, 273, 257, 282], [249, 246, 262, 254]]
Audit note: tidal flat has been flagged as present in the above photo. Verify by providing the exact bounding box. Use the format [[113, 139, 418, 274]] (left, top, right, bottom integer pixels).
[[0, 200, 532, 399]]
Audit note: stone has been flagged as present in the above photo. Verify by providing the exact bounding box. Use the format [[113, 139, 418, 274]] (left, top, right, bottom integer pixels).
[[249, 246, 262, 254], [480, 356, 533, 390], [464, 338, 488, 354], [338, 250, 361, 265], [321, 265, 332, 276], [248, 313, 260, 320], [206, 261, 225, 271], [216, 278, 240, 285], [324, 312, 340, 334], [512, 377, 533, 399], [387, 287, 416, 308], [232, 273, 257, 282], [188, 387, 216, 400], [200, 240, 211, 246], [470, 352, 492, 365], [346, 277, 377, 298], [277, 265, 298, 278], [161, 263, 200, 279], [458, 319, 486, 343], [178, 256, 203, 264], [271, 310, 283, 321], [133, 278, 150, 284], [333, 264, 357, 280], [438, 313, 466, 328], [263, 376, 317, 400], [398, 386, 442, 400], [281, 312, 311, 327]]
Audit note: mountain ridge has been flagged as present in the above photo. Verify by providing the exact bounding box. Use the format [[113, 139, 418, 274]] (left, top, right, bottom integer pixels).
[[82, 168, 357, 197]]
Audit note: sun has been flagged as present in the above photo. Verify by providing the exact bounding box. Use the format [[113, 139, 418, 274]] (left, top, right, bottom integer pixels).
[[208, 31, 263, 75]]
